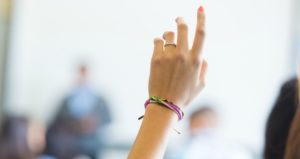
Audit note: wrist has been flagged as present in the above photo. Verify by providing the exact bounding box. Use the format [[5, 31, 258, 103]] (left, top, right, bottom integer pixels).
[[145, 104, 178, 122], [148, 94, 185, 108], [145, 96, 184, 121]]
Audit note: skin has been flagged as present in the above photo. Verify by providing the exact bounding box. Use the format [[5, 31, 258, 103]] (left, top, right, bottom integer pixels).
[[128, 7, 207, 159]]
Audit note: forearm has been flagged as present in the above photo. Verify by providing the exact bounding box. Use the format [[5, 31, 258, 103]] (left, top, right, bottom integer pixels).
[[128, 104, 177, 159]]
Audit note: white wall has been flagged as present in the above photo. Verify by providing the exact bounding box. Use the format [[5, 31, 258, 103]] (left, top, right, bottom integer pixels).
[[293, 0, 300, 69], [6, 0, 292, 152]]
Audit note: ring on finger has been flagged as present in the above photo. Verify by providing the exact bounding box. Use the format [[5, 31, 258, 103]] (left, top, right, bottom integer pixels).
[[164, 43, 177, 48]]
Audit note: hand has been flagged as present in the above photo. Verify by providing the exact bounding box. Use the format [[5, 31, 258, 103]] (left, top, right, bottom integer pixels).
[[148, 6, 208, 108]]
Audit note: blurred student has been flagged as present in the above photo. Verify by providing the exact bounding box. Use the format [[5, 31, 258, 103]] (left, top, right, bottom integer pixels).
[[264, 78, 298, 159], [266, 78, 300, 159], [45, 65, 111, 159], [284, 78, 300, 159], [0, 116, 52, 159], [189, 107, 217, 137], [180, 107, 253, 159]]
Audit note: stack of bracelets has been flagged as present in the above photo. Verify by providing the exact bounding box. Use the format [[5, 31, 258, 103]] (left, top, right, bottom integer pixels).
[[139, 96, 184, 121]]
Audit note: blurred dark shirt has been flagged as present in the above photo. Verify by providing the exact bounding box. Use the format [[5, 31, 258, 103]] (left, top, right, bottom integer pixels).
[[264, 78, 298, 159]]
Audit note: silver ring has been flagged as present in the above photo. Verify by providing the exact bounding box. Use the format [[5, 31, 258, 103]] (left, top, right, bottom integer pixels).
[[164, 43, 177, 48]]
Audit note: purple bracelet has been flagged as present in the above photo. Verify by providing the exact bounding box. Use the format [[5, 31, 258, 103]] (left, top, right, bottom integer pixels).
[[143, 97, 184, 121]]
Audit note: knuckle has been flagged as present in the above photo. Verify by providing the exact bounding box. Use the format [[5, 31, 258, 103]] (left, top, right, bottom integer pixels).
[[174, 53, 186, 62], [196, 28, 205, 37], [178, 23, 188, 31], [152, 56, 162, 65], [191, 58, 201, 67]]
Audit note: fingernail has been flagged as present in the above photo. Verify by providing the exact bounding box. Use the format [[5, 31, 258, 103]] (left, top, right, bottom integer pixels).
[[198, 6, 204, 13]]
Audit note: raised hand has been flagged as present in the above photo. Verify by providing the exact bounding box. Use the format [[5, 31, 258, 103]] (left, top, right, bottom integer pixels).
[[148, 6, 208, 108], [128, 6, 208, 159]]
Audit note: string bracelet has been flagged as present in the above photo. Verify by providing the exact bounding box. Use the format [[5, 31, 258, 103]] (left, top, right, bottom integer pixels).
[[138, 96, 184, 121]]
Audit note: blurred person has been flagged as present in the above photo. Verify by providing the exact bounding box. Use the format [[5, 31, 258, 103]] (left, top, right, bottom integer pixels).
[[0, 116, 53, 159], [284, 108, 300, 159], [283, 79, 300, 159], [177, 106, 253, 159], [264, 78, 298, 159], [45, 65, 111, 159], [189, 106, 217, 137]]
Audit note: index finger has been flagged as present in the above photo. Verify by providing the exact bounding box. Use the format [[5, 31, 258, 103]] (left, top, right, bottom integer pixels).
[[191, 6, 206, 57]]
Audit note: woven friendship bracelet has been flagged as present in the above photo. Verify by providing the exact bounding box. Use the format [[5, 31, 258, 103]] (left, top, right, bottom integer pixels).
[[138, 96, 184, 121]]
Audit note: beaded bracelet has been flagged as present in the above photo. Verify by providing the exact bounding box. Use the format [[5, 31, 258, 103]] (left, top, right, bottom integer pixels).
[[138, 96, 184, 121]]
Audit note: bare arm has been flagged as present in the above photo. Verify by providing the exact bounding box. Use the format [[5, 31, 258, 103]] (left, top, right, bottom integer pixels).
[[128, 6, 207, 159], [128, 105, 177, 159]]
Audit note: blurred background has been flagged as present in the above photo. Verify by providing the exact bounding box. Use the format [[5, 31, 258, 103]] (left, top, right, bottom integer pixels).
[[0, 0, 299, 158]]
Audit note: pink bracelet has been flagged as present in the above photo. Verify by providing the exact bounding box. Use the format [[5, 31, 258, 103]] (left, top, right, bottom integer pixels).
[[138, 96, 184, 121]]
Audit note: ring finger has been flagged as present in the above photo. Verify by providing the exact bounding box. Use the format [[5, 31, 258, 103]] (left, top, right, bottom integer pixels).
[[163, 31, 176, 53]]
